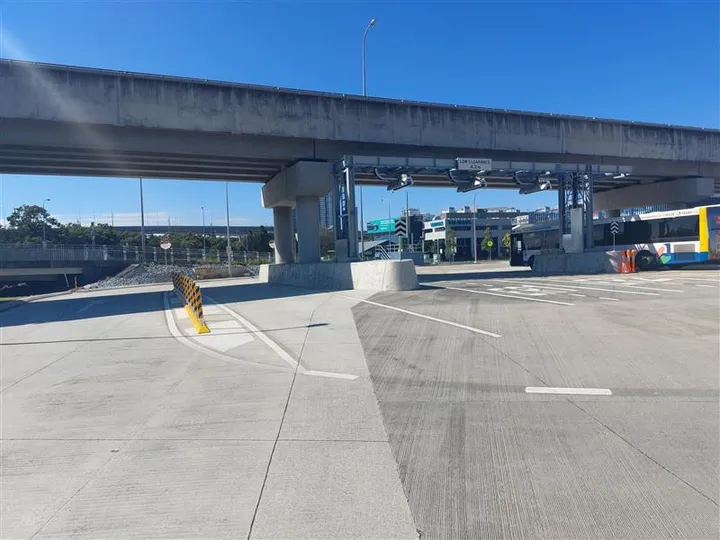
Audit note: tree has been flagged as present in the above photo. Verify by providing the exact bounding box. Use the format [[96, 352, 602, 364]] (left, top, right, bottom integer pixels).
[[481, 226, 494, 261], [445, 227, 456, 262], [6, 205, 60, 242], [501, 232, 511, 259]]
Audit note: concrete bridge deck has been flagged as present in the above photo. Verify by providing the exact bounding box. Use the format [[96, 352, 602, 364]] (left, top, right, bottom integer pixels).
[[1, 59, 718, 186]]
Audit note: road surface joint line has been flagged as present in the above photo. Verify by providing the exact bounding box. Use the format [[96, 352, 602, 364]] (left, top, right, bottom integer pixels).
[[526, 387, 612, 396], [339, 292, 502, 338], [204, 295, 358, 380], [427, 284, 574, 307]]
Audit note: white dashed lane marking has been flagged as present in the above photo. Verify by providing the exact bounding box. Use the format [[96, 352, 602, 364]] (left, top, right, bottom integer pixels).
[[526, 387, 612, 396]]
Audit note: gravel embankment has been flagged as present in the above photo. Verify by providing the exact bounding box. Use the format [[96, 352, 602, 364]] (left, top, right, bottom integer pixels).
[[87, 263, 259, 289], [86, 264, 195, 289]]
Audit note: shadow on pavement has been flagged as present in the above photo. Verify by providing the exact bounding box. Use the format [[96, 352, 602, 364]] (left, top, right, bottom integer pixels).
[[0, 282, 320, 329]]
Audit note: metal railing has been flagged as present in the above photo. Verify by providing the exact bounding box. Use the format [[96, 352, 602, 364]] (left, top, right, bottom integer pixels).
[[0, 244, 273, 265]]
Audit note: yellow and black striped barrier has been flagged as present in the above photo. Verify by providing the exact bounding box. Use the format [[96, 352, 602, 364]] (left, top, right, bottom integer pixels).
[[171, 272, 210, 334]]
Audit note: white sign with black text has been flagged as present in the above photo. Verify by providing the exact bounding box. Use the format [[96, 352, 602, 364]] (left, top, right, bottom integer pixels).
[[456, 157, 492, 171]]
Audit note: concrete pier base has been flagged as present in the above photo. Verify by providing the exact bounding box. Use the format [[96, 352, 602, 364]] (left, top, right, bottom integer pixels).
[[258, 260, 419, 291]]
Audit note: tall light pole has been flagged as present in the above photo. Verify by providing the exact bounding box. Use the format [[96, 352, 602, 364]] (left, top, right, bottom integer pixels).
[[225, 182, 232, 277], [139, 179, 146, 262], [201, 206, 206, 251], [41, 198, 50, 246], [381, 197, 391, 245], [360, 18, 377, 259], [405, 190, 411, 250], [472, 192, 479, 263]]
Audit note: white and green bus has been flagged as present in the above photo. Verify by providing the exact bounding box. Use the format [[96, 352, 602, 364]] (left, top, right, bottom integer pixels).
[[510, 204, 720, 270]]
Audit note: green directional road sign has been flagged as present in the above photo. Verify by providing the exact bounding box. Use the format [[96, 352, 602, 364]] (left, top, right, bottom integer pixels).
[[367, 218, 395, 234]]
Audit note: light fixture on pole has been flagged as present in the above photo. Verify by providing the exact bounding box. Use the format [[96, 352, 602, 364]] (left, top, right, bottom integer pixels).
[[360, 17, 377, 259]]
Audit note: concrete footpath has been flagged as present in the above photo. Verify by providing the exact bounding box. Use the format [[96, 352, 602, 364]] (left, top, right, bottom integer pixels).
[[1, 280, 417, 539]]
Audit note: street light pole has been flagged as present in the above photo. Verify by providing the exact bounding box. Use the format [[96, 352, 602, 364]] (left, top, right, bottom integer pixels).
[[201, 206, 206, 251], [225, 182, 232, 277], [42, 198, 50, 246], [362, 18, 376, 97], [360, 18, 377, 260], [139, 179, 146, 262], [405, 190, 410, 250], [472, 192, 479, 263]]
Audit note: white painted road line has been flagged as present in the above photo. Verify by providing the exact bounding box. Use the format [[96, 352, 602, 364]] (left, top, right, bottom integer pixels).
[[544, 278, 684, 294], [206, 297, 300, 370], [162, 293, 289, 373], [205, 295, 359, 380], [511, 279, 660, 297], [526, 387, 612, 396], [674, 276, 720, 283], [696, 284, 718, 288], [599, 297, 620, 302], [593, 282, 684, 293], [492, 280, 580, 293], [344, 293, 503, 338], [568, 293, 586, 298], [303, 370, 358, 380], [430, 284, 574, 307]]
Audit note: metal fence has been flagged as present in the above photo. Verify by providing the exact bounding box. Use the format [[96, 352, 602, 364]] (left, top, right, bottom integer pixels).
[[0, 244, 273, 265]]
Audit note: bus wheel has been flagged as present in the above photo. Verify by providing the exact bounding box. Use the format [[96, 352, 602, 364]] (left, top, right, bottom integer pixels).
[[528, 256, 535, 270], [635, 250, 656, 271]]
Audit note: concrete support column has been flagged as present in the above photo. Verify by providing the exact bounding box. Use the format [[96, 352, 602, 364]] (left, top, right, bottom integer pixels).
[[296, 196, 320, 263], [272, 206, 294, 264]]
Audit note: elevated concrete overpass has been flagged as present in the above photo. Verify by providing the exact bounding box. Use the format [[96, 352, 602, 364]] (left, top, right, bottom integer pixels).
[[2, 59, 718, 264], [1, 59, 719, 185]]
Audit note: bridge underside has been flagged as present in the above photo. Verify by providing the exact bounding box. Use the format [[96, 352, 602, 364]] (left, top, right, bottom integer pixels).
[[2, 119, 718, 190]]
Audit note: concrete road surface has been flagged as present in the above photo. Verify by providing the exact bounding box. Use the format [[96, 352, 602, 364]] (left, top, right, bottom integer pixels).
[[355, 265, 719, 539], [2, 265, 718, 539], [1, 281, 416, 540]]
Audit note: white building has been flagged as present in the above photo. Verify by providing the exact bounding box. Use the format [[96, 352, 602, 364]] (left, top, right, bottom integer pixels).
[[423, 208, 522, 260]]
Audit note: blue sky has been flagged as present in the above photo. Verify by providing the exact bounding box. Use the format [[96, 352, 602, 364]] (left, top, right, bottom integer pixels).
[[1, 0, 718, 226]]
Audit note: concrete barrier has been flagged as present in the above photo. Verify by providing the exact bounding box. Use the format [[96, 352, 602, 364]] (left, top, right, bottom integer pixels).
[[258, 260, 419, 291], [533, 251, 623, 275]]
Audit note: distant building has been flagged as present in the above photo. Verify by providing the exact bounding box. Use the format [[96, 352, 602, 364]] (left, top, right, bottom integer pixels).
[[292, 192, 335, 232], [318, 192, 334, 229], [423, 207, 523, 260]]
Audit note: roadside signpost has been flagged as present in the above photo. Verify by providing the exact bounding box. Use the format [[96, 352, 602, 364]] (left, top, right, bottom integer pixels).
[[160, 235, 171, 265], [456, 157, 492, 171], [394, 219, 407, 238], [610, 221, 620, 251]]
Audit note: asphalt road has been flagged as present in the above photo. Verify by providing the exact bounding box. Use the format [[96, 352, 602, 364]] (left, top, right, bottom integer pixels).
[[355, 266, 720, 540]]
